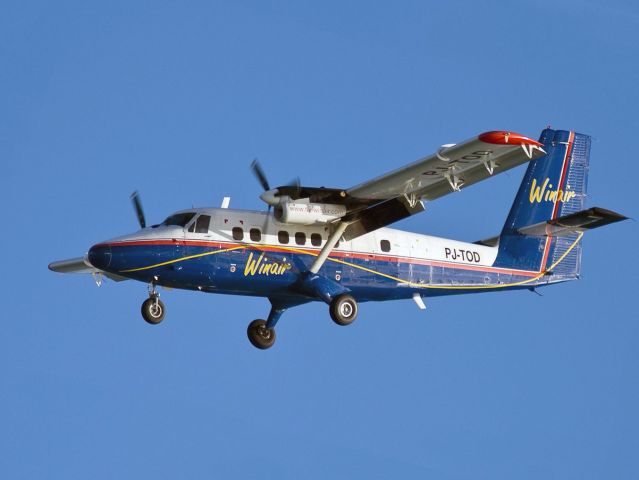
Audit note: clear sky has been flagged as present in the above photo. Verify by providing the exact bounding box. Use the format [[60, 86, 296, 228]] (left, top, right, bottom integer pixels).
[[2, 0, 638, 478]]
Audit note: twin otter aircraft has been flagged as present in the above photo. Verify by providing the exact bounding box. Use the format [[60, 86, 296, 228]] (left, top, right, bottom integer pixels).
[[50, 128, 626, 349]]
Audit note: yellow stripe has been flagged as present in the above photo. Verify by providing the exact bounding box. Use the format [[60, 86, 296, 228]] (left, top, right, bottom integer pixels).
[[119, 232, 583, 290], [119, 245, 245, 273]]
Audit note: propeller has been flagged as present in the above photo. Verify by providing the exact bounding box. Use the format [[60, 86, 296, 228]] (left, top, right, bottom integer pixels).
[[250, 159, 271, 192], [250, 158, 303, 207], [250, 159, 277, 232], [286, 176, 301, 198], [130, 190, 146, 229], [251, 159, 279, 208], [250, 159, 302, 232]]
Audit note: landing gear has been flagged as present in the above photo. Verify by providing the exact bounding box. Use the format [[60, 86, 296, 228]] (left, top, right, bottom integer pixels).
[[141, 296, 165, 324], [246, 303, 285, 350], [141, 283, 165, 325], [247, 319, 276, 350], [330, 294, 358, 326]]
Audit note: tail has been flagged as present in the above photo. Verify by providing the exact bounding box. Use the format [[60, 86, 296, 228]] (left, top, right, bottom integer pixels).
[[494, 128, 625, 279]]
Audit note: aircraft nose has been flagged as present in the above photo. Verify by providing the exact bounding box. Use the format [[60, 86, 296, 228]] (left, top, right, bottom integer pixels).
[[88, 244, 112, 270]]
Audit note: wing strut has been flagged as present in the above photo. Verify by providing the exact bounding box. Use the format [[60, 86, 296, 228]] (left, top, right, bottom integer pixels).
[[309, 221, 348, 274]]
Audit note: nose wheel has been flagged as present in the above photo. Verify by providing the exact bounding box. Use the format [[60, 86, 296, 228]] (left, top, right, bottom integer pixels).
[[247, 319, 276, 349], [141, 293, 165, 325]]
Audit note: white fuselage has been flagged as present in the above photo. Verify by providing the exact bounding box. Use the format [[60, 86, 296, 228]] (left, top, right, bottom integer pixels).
[[110, 207, 498, 270]]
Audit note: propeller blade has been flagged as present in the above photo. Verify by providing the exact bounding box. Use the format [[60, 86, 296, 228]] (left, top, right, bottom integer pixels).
[[130, 191, 146, 229], [250, 159, 271, 192], [286, 176, 301, 197]]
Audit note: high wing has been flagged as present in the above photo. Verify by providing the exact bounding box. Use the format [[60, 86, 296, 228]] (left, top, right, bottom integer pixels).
[[341, 130, 545, 239], [48, 256, 129, 282], [260, 130, 546, 241], [347, 131, 544, 201]]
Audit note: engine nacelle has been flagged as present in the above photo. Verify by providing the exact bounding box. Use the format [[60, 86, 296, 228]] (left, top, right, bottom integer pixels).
[[274, 202, 347, 225]]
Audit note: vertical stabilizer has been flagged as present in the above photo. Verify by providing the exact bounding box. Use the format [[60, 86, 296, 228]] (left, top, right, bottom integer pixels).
[[495, 128, 590, 277]]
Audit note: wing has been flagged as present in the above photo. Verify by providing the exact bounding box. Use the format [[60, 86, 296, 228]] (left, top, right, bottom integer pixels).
[[48, 256, 128, 282], [347, 131, 544, 201], [341, 131, 545, 239], [259, 130, 546, 240]]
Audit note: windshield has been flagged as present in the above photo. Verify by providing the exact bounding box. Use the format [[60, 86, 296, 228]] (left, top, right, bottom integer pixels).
[[161, 212, 196, 227]]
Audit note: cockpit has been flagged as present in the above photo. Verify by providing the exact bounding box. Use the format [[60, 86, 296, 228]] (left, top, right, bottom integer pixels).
[[159, 212, 196, 227], [154, 211, 212, 234]]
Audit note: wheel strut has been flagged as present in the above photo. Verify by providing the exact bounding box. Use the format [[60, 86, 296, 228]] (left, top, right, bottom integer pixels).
[[265, 305, 286, 330], [148, 279, 159, 299], [141, 279, 165, 325]]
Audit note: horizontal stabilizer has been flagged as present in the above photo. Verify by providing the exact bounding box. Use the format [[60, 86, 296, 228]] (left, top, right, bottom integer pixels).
[[49, 256, 93, 273], [517, 207, 627, 237]]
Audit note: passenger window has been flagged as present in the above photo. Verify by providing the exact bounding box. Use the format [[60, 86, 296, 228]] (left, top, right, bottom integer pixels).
[[380, 239, 391, 252], [311, 233, 322, 247], [295, 232, 306, 245], [195, 215, 211, 233], [278, 231, 289, 244], [188, 222, 195, 233], [250, 228, 261, 242], [232, 227, 244, 241]]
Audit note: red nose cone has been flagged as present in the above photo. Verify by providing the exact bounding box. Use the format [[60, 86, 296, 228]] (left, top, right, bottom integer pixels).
[[479, 131, 543, 147]]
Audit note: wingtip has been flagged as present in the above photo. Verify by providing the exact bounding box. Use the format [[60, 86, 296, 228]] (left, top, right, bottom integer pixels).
[[48, 261, 64, 272], [479, 131, 543, 148]]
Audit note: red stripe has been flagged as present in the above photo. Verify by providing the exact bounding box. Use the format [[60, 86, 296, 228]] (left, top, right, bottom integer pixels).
[[539, 131, 574, 271], [552, 131, 575, 219]]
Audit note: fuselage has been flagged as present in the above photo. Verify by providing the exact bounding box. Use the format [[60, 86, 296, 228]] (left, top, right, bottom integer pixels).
[[87, 207, 568, 303]]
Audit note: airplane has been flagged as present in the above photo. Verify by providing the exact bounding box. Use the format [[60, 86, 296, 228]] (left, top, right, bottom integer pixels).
[[49, 128, 627, 349]]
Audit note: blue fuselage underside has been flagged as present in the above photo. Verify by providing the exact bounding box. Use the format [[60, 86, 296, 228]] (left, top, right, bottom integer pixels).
[[94, 242, 562, 303]]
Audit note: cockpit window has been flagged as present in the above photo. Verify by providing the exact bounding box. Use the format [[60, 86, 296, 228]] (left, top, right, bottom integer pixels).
[[195, 215, 211, 233], [161, 212, 196, 227]]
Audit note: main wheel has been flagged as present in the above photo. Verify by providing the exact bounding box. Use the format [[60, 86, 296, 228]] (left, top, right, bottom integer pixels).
[[247, 319, 276, 350], [330, 294, 358, 326], [141, 297, 165, 325]]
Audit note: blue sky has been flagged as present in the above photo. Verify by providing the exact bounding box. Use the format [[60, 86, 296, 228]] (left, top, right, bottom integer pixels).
[[2, 0, 638, 478]]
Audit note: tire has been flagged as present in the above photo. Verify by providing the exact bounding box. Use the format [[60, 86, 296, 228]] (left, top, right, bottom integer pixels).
[[330, 294, 358, 326], [247, 319, 276, 350], [141, 297, 165, 325]]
